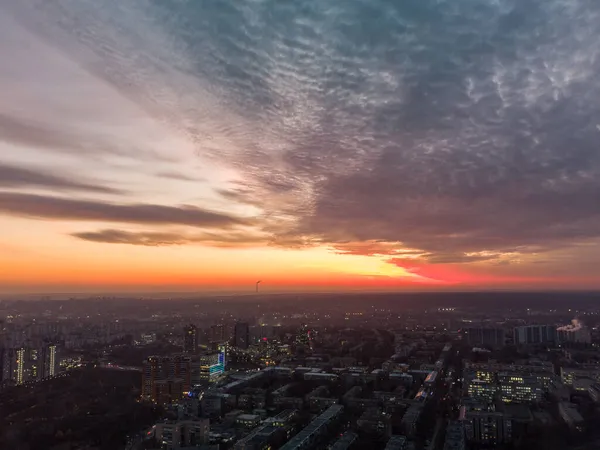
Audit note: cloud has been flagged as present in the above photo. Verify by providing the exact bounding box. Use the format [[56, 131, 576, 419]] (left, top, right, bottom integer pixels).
[[0, 105, 174, 163], [72, 228, 267, 247], [0, 163, 122, 194], [4, 0, 600, 282], [386, 257, 543, 285], [0, 192, 252, 228], [155, 171, 204, 182], [0, 112, 89, 155], [333, 241, 424, 257]]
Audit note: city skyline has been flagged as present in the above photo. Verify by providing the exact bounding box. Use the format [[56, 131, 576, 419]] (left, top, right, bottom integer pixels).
[[2, 0, 600, 293]]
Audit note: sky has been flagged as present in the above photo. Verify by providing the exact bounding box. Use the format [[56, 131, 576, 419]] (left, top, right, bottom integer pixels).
[[1, 0, 600, 294]]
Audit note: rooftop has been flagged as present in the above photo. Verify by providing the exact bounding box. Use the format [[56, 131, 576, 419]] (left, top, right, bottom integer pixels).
[[280, 405, 344, 450]]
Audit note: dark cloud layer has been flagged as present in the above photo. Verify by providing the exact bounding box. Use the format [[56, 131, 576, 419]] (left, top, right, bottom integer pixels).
[[5, 0, 600, 271], [0, 164, 121, 194], [173, 0, 600, 263], [0, 192, 251, 228]]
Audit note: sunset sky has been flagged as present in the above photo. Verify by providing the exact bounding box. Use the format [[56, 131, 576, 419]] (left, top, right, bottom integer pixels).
[[1, 0, 600, 293]]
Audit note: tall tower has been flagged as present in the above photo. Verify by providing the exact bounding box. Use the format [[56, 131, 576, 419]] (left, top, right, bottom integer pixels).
[[142, 356, 162, 401], [41, 343, 57, 378], [183, 325, 198, 354]]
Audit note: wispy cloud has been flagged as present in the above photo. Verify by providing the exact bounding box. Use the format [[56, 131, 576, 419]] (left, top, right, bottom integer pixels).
[[0, 192, 252, 228], [0, 164, 122, 194], [72, 228, 268, 247], [155, 171, 204, 182]]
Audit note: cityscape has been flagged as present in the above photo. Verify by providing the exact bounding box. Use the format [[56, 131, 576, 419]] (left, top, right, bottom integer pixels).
[[2, 293, 600, 449], [2, 0, 600, 449]]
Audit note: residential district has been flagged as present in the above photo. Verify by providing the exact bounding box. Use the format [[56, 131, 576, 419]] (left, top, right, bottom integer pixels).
[[2, 293, 600, 450]]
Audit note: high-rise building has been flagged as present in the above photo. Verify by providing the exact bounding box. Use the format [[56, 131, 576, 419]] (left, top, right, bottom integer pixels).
[[184, 325, 198, 354], [142, 355, 192, 403], [463, 328, 505, 348], [2, 348, 16, 384], [192, 352, 226, 384], [209, 324, 226, 344], [15, 347, 25, 385], [0, 342, 58, 385], [513, 325, 557, 345], [40, 343, 57, 379], [234, 322, 250, 349]]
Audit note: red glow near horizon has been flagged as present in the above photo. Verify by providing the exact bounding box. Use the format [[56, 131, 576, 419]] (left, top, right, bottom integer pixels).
[[387, 258, 563, 286]]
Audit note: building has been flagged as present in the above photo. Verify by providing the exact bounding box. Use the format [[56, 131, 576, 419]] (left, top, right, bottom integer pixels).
[[497, 373, 543, 404], [466, 379, 498, 403], [15, 347, 25, 385], [464, 361, 554, 388], [234, 322, 250, 350], [588, 383, 600, 403], [154, 378, 185, 406], [463, 328, 505, 348], [184, 325, 199, 354], [237, 414, 261, 428], [234, 411, 297, 450], [2, 348, 16, 384], [400, 404, 422, 437], [193, 352, 226, 384], [424, 370, 438, 386], [558, 402, 584, 431], [39, 343, 57, 379], [201, 393, 225, 418], [464, 361, 554, 374], [304, 372, 338, 382], [443, 421, 466, 450], [557, 320, 591, 344], [0, 341, 59, 385], [279, 404, 343, 450], [267, 409, 297, 427], [513, 325, 557, 345], [560, 366, 600, 386], [330, 431, 358, 450], [210, 324, 226, 344], [460, 409, 512, 446], [384, 435, 407, 450], [142, 355, 192, 403], [295, 324, 311, 348], [154, 419, 210, 449], [141, 332, 156, 345], [573, 377, 594, 392], [357, 408, 392, 437]]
